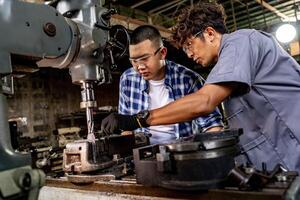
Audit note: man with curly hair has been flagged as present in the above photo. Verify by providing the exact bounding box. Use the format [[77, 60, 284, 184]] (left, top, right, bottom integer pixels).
[[101, 2, 300, 172]]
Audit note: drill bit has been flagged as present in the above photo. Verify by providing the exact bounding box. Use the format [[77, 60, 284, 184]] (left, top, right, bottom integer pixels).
[[81, 82, 98, 163]]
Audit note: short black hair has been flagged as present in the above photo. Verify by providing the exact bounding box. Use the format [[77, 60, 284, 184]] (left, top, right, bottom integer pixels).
[[130, 25, 163, 48]]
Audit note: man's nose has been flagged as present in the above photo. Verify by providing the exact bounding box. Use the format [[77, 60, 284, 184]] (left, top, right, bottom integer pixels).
[[186, 50, 193, 59], [137, 64, 146, 70]]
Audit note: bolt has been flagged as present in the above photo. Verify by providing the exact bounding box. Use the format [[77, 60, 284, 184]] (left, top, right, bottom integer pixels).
[[43, 22, 56, 37], [22, 173, 31, 189]]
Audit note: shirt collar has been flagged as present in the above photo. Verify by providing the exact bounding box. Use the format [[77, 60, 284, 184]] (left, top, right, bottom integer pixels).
[[164, 60, 172, 87], [140, 60, 172, 92], [140, 76, 148, 92]]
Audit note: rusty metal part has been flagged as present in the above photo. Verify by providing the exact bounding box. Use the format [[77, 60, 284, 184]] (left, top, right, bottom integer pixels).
[[63, 134, 137, 174], [63, 140, 115, 174], [66, 174, 116, 184], [66, 155, 134, 183], [45, 177, 291, 200]]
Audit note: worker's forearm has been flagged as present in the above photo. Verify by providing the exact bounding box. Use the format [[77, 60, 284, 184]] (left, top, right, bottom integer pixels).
[[206, 126, 223, 132], [147, 92, 214, 126]]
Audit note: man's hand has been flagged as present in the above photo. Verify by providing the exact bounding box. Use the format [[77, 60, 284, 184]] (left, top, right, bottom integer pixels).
[[100, 113, 141, 135]]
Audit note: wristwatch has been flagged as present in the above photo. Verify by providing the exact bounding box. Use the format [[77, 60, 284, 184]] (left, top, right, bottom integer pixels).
[[135, 110, 150, 128]]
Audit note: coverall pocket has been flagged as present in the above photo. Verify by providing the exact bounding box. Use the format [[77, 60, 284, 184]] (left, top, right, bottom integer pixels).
[[237, 134, 285, 171]]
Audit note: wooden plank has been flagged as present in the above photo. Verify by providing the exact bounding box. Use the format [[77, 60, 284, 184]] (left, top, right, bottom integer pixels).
[[45, 177, 285, 200]]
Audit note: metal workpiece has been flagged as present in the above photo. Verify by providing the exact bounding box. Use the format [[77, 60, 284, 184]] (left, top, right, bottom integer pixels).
[[63, 134, 137, 175], [63, 140, 115, 174], [62, 134, 149, 184]]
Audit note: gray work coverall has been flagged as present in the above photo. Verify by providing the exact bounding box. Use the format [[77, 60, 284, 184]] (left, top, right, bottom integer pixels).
[[206, 29, 300, 172]]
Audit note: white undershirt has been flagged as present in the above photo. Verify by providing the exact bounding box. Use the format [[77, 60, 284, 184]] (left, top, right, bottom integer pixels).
[[148, 79, 176, 144]]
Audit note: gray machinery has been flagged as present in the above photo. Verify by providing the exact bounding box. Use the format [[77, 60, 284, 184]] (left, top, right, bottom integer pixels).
[[0, 0, 129, 199]]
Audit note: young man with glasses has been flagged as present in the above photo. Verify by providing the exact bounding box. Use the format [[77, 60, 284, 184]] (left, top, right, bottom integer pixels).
[[102, 25, 223, 144], [101, 3, 300, 172]]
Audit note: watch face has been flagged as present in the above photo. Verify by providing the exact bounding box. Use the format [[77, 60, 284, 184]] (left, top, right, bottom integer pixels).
[[136, 110, 150, 127], [137, 110, 149, 119]]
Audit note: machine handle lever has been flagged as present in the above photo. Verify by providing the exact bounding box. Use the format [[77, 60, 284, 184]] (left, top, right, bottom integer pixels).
[[108, 49, 117, 70], [101, 8, 117, 20]]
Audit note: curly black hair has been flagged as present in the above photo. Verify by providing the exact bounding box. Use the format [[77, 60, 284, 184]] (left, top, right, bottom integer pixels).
[[171, 2, 227, 48]]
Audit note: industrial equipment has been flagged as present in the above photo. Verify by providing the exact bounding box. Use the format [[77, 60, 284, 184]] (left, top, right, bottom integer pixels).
[[63, 133, 149, 183], [0, 0, 129, 199], [43, 129, 300, 200], [44, 164, 300, 200], [1, 1, 300, 200], [133, 129, 242, 190]]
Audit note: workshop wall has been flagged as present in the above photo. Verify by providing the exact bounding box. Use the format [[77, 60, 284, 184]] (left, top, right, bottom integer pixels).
[[7, 68, 120, 141]]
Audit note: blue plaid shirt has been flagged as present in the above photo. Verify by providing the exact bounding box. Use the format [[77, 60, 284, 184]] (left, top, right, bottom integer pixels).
[[118, 60, 223, 137]]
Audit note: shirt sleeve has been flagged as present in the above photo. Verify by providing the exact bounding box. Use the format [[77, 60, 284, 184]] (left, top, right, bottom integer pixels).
[[206, 35, 255, 96], [118, 73, 130, 115], [190, 74, 224, 133]]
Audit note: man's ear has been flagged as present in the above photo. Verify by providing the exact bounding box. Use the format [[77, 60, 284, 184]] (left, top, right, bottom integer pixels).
[[160, 46, 167, 58], [204, 27, 216, 42]]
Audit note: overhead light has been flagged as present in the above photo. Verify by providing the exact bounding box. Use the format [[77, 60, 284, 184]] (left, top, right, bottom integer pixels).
[[282, 17, 297, 22], [275, 24, 297, 43]]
